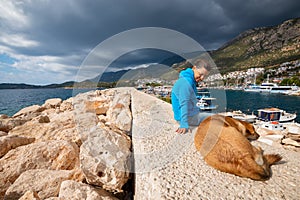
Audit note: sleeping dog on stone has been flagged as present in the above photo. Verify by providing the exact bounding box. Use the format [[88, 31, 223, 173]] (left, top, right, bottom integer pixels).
[[194, 115, 282, 181]]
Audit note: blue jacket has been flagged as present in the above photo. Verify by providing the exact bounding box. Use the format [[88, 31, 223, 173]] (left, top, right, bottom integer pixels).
[[171, 68, 199, 128]]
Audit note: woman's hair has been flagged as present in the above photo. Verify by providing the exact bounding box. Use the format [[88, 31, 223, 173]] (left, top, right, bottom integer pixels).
[[179, 58, 212, 71], [193, 59, 212, 71]]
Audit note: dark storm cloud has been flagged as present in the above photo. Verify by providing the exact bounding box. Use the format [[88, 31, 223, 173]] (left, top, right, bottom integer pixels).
[[0, 0, 299, 84], [17, 0, 300, 55], [213, 0, 300, 34]]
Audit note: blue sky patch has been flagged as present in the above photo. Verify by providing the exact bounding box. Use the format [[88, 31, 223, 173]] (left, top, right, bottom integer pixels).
[[0, 53, 17, 65]]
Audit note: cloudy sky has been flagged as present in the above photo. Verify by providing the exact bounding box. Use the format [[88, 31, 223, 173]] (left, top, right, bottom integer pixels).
[[0, 0, 299, 85]]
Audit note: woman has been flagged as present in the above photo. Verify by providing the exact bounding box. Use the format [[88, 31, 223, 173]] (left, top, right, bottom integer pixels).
[[171, 59, 212, 134]]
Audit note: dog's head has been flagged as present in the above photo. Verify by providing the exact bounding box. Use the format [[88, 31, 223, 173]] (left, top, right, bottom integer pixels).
[[239, 120, 259, 140], [221, 116, 259, 140]]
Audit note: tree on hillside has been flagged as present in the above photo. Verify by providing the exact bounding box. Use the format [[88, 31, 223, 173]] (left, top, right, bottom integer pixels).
[[280, 76, 300, 86]]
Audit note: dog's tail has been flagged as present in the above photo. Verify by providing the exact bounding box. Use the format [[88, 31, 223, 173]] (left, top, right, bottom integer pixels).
[[264, 154, 282, 165]]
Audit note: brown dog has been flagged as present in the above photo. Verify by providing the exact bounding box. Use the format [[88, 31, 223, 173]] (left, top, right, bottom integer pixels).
[[194, 115, 282, 181]]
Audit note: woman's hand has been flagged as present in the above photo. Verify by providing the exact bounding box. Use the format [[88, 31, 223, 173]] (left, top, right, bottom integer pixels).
[[176, 127, 191, 134]]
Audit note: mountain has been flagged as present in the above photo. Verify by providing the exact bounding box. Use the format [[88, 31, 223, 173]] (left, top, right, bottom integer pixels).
[[0, 83, 42, 89], [88, 54, 186, 83], [89, 70, 130, 83], [211, 18, 300, 73]]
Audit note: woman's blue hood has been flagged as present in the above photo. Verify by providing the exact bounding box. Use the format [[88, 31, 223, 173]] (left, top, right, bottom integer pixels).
[[179, 68, 196, 86], [179, 68, 197, 94]]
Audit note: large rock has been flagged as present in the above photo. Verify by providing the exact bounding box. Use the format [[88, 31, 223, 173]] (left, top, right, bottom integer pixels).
[[85, 100, 109, 115], [0, 131, 8, 137], [13, 105, 45, 118], [43, 98, 62, 109], [4, 169, 76, 200], [0, 140, 80, 198], [106, 88, 132, 133], [9, 111, 81, 145], [59, 180, 118, 200], [0, 135, 35, 157], [19, 191, 40, 200], [59, 98, 74, 112], [0, 118, 27, 132], [80, 127, 132, 193]]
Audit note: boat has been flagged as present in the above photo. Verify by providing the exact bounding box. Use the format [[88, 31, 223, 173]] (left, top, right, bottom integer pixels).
[[244, 84, 261, 92], [244, 82, 298, 94], [257, 108, 297, 123], [231, 110, 257, 123], [196, 87, 218, 111], [259, 121, 284, 131], [196, 97, 218, 111], [219, 110, 257, 123]]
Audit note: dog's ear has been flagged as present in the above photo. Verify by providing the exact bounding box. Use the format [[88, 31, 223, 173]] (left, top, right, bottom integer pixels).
[[224, 116, 246, 134], [237, 122, 247, 136]]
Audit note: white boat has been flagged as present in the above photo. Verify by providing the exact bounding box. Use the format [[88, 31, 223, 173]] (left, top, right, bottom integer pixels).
[[244, 82, 298, 94], [196, 97, 218, 111], [231, 110, 257, 123], [219, 110, 257, 123], [257, 108, 297, 123], [196, 87, 218, 111], [244, 84, 261, 92], [259, 121, 285, 131]]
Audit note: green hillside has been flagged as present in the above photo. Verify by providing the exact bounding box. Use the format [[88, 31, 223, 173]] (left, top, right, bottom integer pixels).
[[211, 18, 300, 73]]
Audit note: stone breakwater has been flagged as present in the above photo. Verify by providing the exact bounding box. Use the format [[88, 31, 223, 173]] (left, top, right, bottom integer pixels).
[[0, 87, 299, 200]]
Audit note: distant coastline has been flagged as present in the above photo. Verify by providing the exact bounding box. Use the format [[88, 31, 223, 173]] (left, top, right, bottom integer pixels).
[[0, 82, 75, 89], [0, 81, 115, 90]]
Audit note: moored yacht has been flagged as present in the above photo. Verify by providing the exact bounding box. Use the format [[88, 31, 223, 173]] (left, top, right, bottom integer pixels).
[[196, 87, 218, 111], [257, 108, 297, 123], [219, 110, 257, 123], [244, 82, 298, 94]]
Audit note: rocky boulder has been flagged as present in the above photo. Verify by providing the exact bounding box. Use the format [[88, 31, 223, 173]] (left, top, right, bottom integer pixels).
[[106, 89, 132, 133], [43, 98, 62, 109], [0, 135, 35, 157], [80, 127, 132, 193], [9, 111, 81, 145], [59, 180, 118, 200], [0, 140, 80, 198], [4, 169, 77, 200], [13, 105, 45, 119], [19, 191, 40, 200]]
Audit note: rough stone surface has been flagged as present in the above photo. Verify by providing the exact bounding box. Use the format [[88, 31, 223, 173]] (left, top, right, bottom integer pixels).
[[0, 140, 80, 198], [80, 127, 132, 193], [9, 111, 81, 145], [85, 100, 109, 115], [0, 114, 9, 119], [0, 118, 27, 132], [59, 180, 118, 200], [13, 105, 44, 118], [106, 88, 132, 133], [5, 169, 76, 200], [43, 98, 62, 109], [0, 135, 35, 157], [0, 131, 8, 137], [18, 191, 40, 200], [59, 98, 74, 112], [38, 115, 50, 123]]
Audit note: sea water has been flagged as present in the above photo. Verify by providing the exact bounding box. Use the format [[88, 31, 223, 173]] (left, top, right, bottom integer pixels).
[[0, 88, 299, 122], [0, 88, 93, 116]]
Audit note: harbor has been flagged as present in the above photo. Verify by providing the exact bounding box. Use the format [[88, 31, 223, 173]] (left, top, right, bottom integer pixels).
[[136, 85, 300, 150]]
